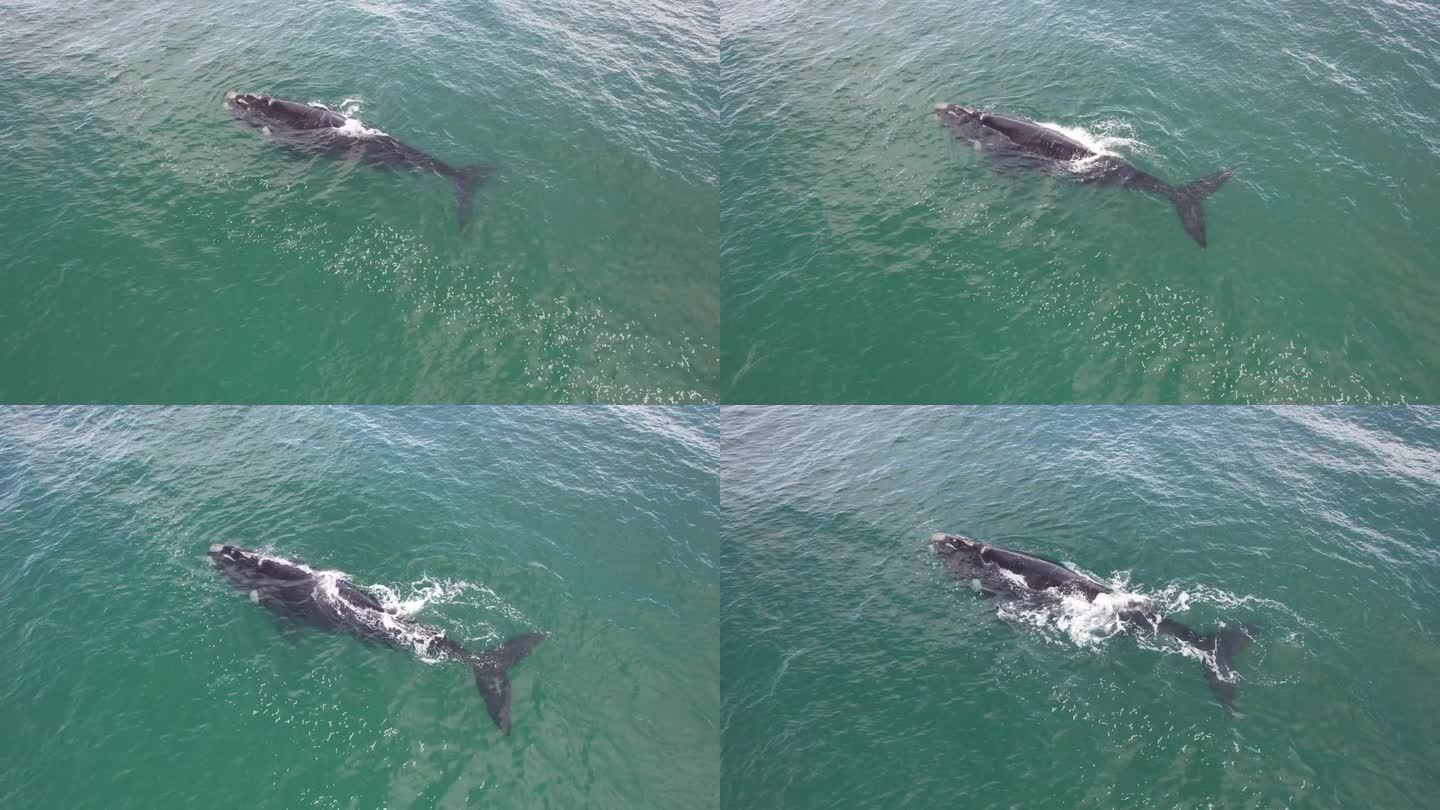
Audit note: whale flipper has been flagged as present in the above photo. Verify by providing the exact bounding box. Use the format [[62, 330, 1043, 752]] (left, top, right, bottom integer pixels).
[[472, 631, 546, 735], [1170, 169, 1234, 248], [452, 162, 499, 232]]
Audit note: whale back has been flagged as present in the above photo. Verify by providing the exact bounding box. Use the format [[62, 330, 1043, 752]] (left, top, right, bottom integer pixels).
[[980, 544, 1111, 597], [975, 113, 1094, 161], [258, 97, 346, 130]]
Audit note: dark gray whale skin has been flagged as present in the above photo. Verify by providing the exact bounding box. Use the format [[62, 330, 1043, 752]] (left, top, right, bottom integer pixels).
[[933, 104, 1233, 247], [208, 544, 543, 735], [929, 533, 1258, 714], [224, 91, 497, 231]]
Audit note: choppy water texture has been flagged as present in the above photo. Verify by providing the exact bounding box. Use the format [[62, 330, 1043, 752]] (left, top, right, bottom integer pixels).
[[721, 0, 1440, 403], [723, 406, 1440, 808], [0, 0, 717, 403], [0, 406, 719, 809]]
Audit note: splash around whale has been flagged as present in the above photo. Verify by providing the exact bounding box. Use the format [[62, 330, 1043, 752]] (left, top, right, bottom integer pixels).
[[929, 533, 1259, 715], [224, 91, 497, 231], [208, 544, 543, 735], [933, 103, 1233, 247]]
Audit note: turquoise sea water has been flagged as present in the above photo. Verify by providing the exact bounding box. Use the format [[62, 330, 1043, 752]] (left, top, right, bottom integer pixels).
[[0, 406, 719, 808], [0, 0, 717, 403], [721, 0, 1440, 403], [723, 406, 1440, 807]]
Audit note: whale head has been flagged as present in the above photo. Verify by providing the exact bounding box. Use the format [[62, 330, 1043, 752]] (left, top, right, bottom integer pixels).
[[224, 92, 273, 128], [929, 532, 985, 559], [932, 104, 985, 139], [209, 543, 258, 572], [932, 103, 977, 118], [224, 91, 266, 113], [930, 532, 974, 551], [208, 544, 314, 589], [223, 92, 341, 133], [930, 533, 992, 581]]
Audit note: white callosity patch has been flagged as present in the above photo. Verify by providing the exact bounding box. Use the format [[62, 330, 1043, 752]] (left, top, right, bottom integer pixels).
[[249, 589, 260, 604]]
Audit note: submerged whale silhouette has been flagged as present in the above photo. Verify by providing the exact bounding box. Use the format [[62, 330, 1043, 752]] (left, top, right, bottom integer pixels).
[[208, 544, 543, 734], [933, 104, 1233, 247], [929, 533, 1259, 714], [224, 91, 497, 231]]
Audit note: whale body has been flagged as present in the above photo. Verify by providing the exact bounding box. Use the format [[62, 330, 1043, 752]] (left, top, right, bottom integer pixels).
[[224, 91, 497, 231], [929, 532, 1258, 714], [208, 544, 543, 734], [933, 104, 1232, 247]]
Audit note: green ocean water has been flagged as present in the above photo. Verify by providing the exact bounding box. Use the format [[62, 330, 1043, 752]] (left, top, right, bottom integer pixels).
[[0, 0, 717, 404], [721, 0, 1440, 403], [0, 406, 719, 808], [723, 406, 1440, 808]]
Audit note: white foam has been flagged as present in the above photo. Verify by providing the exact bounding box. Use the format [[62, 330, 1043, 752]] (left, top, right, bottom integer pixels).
[[993, 569, 1280, 681], [367, 577, 477, 618], [1034, 120, 1150, 170], [997, 574, 1153, 649], [308, 100, 387, 138], [334, 117, 388, 138], [313, 572, 446, 660]]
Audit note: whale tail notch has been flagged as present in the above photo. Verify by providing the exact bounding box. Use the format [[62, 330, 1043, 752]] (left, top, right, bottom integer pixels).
[[452, 161, 499, 232], [1199, 622, 1260, 715], [1169, 168, 1233, 248], [471, 631, 545, 735]]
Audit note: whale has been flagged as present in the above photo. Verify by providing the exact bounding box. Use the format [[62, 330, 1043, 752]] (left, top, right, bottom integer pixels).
[[929, 533, 1258, 714], [208, 544, 543, 734], [933, 104, 1233, 247], [224, 91, 497, 231]]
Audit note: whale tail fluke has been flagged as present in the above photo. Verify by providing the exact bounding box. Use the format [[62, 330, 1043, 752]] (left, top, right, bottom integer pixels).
[[471, 631, 545, 735], [1200, 622, 1260, 716], [452, 161, 499, 232], [1169, 169, 1233, 248]]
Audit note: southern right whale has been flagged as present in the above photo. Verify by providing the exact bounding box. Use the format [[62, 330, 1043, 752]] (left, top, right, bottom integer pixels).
[[933, 104, 1233, 247], [929, 532, 1259, 714], [208, 544, 544, 735], [224, 91, 497, 231]]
